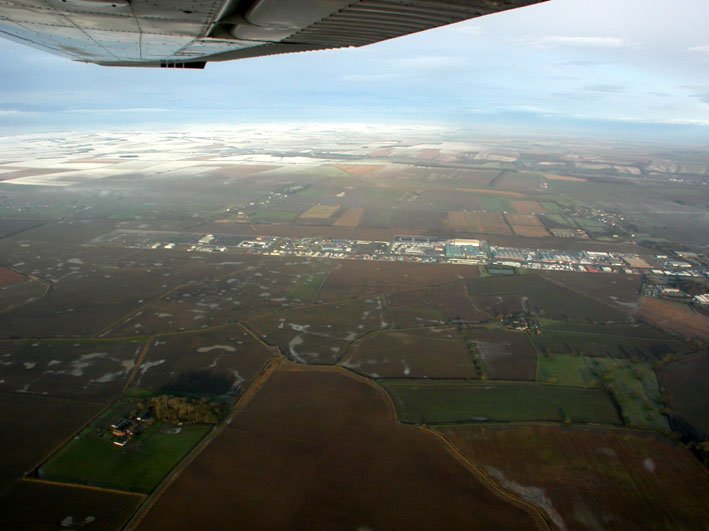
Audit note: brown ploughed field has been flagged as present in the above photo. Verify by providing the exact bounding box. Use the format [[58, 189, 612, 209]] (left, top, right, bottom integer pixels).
[[344, 327, 478, 378], [0, 481, 142, 531], [469, 330, 538, 380], [441, 425, 709, 531], [430, 281, 490, 322], [138, 365, 539, 531], [446, 211, 471, 231], [638, 296, 709, 343], [658, 353, 709, 437], [0, 266, 26, 287], [331, 164, 383, 176], [333, 207, 364, 227], [469, 212, 513, 235], [317, 260, 480, 302], [512, 200, 545, 214]]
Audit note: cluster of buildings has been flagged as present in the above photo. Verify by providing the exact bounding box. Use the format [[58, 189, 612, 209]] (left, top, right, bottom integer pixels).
[[109, 408, 152, 447], [234, 236, 707, 278], [105, 229, 707, 281]]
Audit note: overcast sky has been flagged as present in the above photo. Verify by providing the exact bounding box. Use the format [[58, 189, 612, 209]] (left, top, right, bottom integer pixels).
[[1, 0, 708, 142]]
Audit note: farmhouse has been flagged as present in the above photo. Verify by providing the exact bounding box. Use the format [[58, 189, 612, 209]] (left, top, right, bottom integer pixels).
[[111, 418, 137, 438]]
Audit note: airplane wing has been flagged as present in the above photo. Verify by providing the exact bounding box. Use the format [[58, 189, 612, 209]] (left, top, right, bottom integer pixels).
[[0, 0, 547, 68]]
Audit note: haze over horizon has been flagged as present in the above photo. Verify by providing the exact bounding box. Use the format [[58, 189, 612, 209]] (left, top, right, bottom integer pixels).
[[2, 0, 709, 143]]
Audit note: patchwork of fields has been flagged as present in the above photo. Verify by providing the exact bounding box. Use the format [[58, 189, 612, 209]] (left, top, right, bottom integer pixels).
[[0, 142, 706, 530]]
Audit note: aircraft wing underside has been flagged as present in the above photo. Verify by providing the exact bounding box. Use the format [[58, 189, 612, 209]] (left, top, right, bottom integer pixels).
[[0, 0, 546, 67]]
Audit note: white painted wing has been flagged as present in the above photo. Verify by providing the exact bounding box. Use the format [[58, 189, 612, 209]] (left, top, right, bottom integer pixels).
[[0, 0, 547, 67]]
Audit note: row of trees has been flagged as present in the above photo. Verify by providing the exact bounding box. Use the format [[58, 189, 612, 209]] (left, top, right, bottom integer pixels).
[[142, 395, 226, 424]]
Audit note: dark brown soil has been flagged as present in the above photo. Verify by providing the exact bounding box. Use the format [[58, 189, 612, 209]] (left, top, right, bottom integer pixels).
[[442, 425, 709, 531], [138, 365, 538, 531]]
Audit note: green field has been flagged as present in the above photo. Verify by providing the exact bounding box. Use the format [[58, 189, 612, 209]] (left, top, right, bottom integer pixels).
[[532, 323, 694, 360], [478, 195, 513, 213], [361, 208, 393, 228], [537, 354, 670, 431], [572, 217, 608, 231], [249, 209, 299, 222], [289, 273, 326, 302], [382, 379, 621, 425], [540, 213, 575, 227], [40, 398, 210, 493]]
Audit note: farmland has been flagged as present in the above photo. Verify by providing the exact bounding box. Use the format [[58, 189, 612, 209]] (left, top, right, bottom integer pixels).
[[531, 322, 695, 361], [39, 396, 211, 493], [106, 257, 332, 336], [468, 330, 538, 380], [298, 204, 341, 220], [0, 266, 26, 287], [0, 393, 106, 492], [333, 207, 364, 227], [0, 128, 707, 529], [136, 365, 540, 531], [537, 354, 669, 431], [383, 379, 622, 425], [0, 339, 142, 400], [446, 211, 473, 231], [331, 164, 383, 176], [0, 393, 137, 530], [248, 298, 385, 364], [0, 278, 47, 312], [430, 281, 489, 322], [316, 260, 480, 302], [0, 266, 198, 337], [658, 354, 709, 437], [638, 296, 709, 343], [343, 327, 478, 378], [504, 213, 550, 239], [440, 425, 709, 531], [468, 274, 630, 323], [511, 200, 545, 214], [537, 270, 642, 307], [135, 325, 276, 398], [386, 288, 446, 328], [469, 212, 512, 235], [0, 481, 142, 531]]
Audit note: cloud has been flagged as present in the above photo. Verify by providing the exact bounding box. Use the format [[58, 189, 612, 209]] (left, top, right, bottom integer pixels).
[[689, 45, 709, 55], [338, 72, 400, 83], [63, 107, 172, 113], [339, 55, 467, 83], [692, 93, 709, 104], [558, 59, 609, 67], [534, 36, 629, 48], [448, 24, 482, 37], [0, 109, 39, 117], [395, 55, 469, 70], [583, 84, 626, 93]]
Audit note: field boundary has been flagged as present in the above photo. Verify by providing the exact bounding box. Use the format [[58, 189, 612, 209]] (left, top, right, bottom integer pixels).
[[0, 268, 52, 316], [22, 476, 147, 498], [21, 394, 115, 483], [425, 427, 553, 530], [124, 355, 283, 530], [334, 364, 552, 530]]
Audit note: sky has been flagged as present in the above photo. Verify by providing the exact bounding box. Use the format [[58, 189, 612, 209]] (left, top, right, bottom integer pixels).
[[1, 0, 709, 142]]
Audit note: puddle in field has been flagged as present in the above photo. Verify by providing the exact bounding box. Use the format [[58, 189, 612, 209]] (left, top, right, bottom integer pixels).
[[197, 345, 236, 353], [484, 466, 566, 530], [288, 335, 305, 363], [643, 458, 656, 473]]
